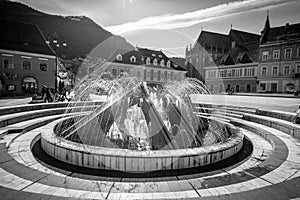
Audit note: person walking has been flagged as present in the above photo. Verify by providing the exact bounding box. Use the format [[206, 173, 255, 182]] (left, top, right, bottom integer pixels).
[[294, 106, 300, 124]]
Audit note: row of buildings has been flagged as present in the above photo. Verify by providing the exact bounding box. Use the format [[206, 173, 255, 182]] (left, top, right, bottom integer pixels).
[[0, 18, 186, 96], [186, 14, 300, 93]]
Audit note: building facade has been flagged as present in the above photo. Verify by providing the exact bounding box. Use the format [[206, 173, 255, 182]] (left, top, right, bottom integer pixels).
[[205, 62, 258, 93], [103, 48, 187, 85], [258, 16, 300, 93], [0, 18, 56, 96]]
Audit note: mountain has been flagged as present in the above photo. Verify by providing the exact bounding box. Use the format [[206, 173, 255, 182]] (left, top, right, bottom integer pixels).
[[0, 0, 134, 59]]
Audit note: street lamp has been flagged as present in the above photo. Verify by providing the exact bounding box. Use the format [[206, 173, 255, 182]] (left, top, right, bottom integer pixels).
[[45, 33, 67, 92]]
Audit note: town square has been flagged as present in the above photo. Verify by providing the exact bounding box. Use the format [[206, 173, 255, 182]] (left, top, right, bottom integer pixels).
[[0, 0, 300, 199]]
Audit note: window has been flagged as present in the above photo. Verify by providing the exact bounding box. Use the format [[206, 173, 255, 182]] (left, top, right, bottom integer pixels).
[[112, 69, 117, 76], [167, 61, 171, 68], [22, 60, 31, 70], [164, 71, 167, 80], [261, 67, 267, 76], [3, 57, 14, 69], [160, 59, 165, 67], [157, 70, 161, 81], [246, 84, 251, 92], [262, 51, 269, 60], [168, 72, 171, 80], [40, 62, 48, 71], [297, 65, 300, 73], [150, 70, 154, 80], [7, 84, 16, 91], [227, 69, 232, 77], [297, 47, 300, 58], [285, 48, 292, 58], [22, 77, 37, 93], [284, 65, 290, 75], [174, 73, 177, 80], [272, 66, 278, 75], [260, 83, 266, 91], [273, 50, 280, 59], [146, 57, 150, 65], [130, 56, 136, 63], [153, 59, 158, 66], [119, 69, 124, 77], [116, 54, 122, 61], [137, 71, 141, 79]]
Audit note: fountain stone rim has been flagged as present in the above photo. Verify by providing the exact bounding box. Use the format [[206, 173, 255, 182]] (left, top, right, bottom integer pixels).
[[40, 116, 244, 173]]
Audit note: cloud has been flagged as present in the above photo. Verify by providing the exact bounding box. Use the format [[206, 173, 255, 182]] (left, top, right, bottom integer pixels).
[[106, 0, 298, 34]]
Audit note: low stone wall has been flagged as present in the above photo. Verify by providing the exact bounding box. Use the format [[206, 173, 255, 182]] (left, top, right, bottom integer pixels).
[[255, 109, 295, 122], [243, 114, 300, 139], [41, 118, 244, 173]]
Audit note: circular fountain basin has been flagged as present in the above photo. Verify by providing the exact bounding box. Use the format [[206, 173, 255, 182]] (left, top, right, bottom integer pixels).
[[41, 117, 244, 173]]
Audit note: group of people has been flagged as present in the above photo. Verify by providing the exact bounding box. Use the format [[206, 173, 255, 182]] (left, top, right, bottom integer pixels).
[[41, 85, 72, 103]]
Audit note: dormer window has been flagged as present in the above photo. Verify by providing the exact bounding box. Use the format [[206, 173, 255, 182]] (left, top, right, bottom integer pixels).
[[146, 57, 151, 65], [160, 59, 165, 67], [116, 54, 122, 61], [130, 56, 136, 63], [167, 61, 171, 68], [152, 53, 156, 57], [153, 59, 158, 66]]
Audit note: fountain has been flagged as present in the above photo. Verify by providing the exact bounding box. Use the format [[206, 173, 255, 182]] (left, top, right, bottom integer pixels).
[[40, 73, 244, 173]]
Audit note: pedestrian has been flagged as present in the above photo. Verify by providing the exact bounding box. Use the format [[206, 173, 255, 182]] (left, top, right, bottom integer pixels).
[[294, 90, 299, 98], [294, 106, 300, 124], [41, 85, 48, 102], [45, 87, 53, 102]]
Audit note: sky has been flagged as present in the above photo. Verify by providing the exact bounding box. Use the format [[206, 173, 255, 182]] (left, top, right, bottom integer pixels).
[[15, 0, 300, 57]]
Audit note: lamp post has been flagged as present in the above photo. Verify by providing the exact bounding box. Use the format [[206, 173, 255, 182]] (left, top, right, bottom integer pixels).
[[46, 33, 67, 92]]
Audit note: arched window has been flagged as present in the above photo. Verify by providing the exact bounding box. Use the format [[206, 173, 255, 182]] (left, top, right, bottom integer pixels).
[[160, 59, 165, 67], [22, 77, 37, 94], [116, 54, 122, 61], [3, 57, 14, 69], [40, 62, 48, 71], [153, 59, 158, 66], [22, 60, 31, 70], [130, 56, 136, 63]]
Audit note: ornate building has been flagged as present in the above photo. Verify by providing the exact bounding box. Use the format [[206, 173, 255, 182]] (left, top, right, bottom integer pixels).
[[0, 18, 56, 96], [257, 15, 300, 93]]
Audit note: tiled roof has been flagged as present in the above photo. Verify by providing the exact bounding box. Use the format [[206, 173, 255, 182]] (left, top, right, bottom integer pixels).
[[107, 49, 143, 65], [229, 29, 260, 45], [0, 18, 55, 56], [215, 41, 259, 65], [108, 47, 186, 71], [261, 23, 300, 44], [196, 31, 231, 48]]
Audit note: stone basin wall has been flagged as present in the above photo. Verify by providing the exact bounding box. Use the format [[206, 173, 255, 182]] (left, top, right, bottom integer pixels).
[[41, 118, 244, 173]]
